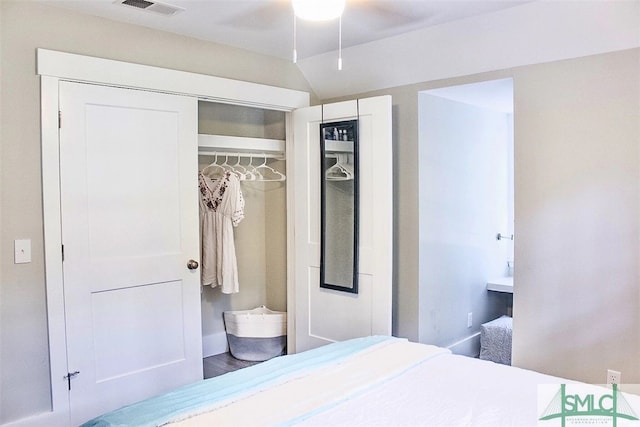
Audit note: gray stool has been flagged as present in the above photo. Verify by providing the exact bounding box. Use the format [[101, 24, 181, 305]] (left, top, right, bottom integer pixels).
[[479, 315, 512, 365]]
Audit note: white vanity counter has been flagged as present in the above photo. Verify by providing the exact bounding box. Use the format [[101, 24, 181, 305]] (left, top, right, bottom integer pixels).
[[486, 276, 513, 293]]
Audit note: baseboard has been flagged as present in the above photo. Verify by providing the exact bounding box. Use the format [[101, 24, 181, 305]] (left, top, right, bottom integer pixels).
[[1, 410, 67, 427], [446, 332, 481, 358], [202, 331, 229, 357]]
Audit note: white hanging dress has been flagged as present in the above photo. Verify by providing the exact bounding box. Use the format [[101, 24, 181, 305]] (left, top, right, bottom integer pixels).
[[198, 171, 245, 293]]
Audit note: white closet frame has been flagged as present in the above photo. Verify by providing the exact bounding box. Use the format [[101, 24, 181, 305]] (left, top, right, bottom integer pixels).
[[36, 48, 309, 427]]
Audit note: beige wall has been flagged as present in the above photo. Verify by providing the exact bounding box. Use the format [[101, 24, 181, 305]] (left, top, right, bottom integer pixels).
[[512, 49, 640, 383], [327, 48, 640, 383], [0, 1, 314, 423]]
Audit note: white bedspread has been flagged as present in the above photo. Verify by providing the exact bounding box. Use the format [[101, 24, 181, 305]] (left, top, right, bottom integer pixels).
[[299, 353, 565, 426], [174, 339, 571, 426], [87, 335, 640, 426], [173, 339, 449, 426]]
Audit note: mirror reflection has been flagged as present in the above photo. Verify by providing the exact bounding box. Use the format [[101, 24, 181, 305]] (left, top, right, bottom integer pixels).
[[320, 120, 359, 293]]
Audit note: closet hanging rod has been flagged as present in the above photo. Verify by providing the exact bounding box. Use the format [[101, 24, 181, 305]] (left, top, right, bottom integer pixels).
[[198, 150, 285, 160]]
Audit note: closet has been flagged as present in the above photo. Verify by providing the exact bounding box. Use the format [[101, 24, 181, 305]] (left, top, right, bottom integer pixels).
[[39, 48, 308, 425], [197, 101, 288, 356], [38, 48, 392, 426]]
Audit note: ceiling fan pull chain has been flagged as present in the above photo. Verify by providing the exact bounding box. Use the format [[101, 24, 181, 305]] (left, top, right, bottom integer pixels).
[[293, 13, 298, 63], [338, 16, 343, 70]]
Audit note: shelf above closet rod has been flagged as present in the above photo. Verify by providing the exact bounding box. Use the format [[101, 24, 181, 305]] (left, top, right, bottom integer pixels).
[[198, 134, 285, 154], [198, 150, 284, 160]]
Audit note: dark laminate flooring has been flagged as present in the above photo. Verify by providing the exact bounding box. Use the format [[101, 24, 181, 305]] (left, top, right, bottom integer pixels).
[[203, 352, 261, 379]]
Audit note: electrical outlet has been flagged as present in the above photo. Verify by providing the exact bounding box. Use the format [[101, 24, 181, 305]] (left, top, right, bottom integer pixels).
[[467, 312, 473, 328], [607, 369, 621, 385]]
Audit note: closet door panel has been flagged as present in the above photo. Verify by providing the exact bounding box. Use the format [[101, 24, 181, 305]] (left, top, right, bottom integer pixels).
[[358, 96, 393, 336], [292, 105, 325, 351], [59, 82, 202, 425], [292, 96, 392, 353], [309, 274, 373, 341], [84, 102, 181, 257]]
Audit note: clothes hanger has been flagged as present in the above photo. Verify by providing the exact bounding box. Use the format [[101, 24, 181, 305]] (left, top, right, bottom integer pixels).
[[232, 153, 249, 180], [325, 154, 352, 181], [247, 153, 263, 181], [341, 153, 355, 177], [201, 153, 226, 179], [254, 153, 286, 182], [230, 153, 251, 181], [219, 154, 231, 171], [220, 154, 245, 180]]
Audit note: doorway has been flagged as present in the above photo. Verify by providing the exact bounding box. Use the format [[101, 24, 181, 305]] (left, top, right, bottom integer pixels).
[[417, 78, 514, 356]]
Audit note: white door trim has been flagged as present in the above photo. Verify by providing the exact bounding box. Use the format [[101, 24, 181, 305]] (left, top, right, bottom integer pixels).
[[40, 75, 71, 427], [38, 49, 309, 425], [37, 49, 309, 111]]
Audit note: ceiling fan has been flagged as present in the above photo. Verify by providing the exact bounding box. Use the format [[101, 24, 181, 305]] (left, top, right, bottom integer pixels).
[[219, 0, 425, 32], [219, 0, 427, 69]]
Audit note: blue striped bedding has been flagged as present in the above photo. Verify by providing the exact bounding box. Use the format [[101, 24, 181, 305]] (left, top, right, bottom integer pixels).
[[82, 335, 397, 427]]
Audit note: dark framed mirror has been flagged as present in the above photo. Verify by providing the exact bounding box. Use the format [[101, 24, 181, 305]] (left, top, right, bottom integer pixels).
[[320, 119, 359, 293]]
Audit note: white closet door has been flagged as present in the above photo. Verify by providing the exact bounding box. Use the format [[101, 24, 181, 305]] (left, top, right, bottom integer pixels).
[[59, 82, 202, 425], [292, 96, 393, 353]]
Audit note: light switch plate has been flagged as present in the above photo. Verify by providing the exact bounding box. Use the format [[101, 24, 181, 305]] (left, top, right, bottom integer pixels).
[[14, 239, 31, 264]]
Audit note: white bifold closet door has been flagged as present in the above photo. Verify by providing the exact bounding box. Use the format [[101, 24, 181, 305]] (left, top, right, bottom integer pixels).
[[59, 82, 202, 425], [292, 96, 393, 353]]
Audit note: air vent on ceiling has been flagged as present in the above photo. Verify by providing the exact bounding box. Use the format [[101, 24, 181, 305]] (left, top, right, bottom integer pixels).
[[116, 0, 185, 16]]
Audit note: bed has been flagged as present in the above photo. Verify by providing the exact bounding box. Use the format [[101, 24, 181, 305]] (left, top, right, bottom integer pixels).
[[81, 336, 619, 426]]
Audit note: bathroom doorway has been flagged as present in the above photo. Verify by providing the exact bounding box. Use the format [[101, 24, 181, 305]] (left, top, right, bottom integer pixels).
[[417, 78, 514, 357]]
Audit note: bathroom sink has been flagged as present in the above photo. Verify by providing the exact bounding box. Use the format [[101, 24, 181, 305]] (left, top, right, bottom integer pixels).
[[486, 277, 513, 293]]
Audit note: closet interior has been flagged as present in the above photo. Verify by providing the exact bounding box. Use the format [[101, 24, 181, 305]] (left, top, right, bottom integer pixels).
[[197, 101, 288, 357]]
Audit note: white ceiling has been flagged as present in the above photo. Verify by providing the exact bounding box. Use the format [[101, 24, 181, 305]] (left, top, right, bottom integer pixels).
[[33, 0, 640, 100], [41, 0, 532, 61]]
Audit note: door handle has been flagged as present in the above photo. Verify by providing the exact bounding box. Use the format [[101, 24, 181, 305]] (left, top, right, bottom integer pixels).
[[187, 259, 199, 270]]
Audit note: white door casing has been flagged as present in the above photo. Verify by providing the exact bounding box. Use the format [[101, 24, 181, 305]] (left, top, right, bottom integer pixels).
[[38, 48, 309, 427], [59, 82, 202, 425], [292, 96, 393, 353], [38, 49, 310, 427]]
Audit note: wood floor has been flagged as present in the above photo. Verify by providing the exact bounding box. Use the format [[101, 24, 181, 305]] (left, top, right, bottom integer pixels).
[[203, 352, 261, 379]]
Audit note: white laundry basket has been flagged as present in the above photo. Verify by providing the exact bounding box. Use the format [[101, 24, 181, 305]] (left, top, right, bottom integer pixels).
[[223, 305, 287, 361]]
